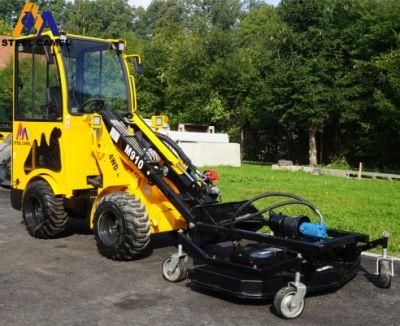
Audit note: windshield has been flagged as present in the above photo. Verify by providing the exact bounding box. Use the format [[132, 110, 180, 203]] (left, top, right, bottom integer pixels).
[[61, 38, 130, 115]]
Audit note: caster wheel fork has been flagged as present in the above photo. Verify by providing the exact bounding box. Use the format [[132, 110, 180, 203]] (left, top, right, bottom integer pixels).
[[376, 232, 394, 289]]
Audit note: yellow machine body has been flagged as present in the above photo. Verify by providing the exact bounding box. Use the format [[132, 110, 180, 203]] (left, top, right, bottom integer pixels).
[[11, 32, 186, 233]]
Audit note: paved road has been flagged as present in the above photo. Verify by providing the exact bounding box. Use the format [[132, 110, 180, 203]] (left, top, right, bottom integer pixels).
[[0, 190, 398, 325]]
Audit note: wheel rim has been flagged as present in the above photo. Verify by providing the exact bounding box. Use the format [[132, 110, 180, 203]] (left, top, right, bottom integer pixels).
[[280, 291, 304, 318], [97, 210, 122, 247], [163, 258, 181, 281], [25, 194, 44, 227]]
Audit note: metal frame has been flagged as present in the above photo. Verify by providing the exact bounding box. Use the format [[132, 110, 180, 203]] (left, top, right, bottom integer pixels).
[[195, 222, 369, 254]]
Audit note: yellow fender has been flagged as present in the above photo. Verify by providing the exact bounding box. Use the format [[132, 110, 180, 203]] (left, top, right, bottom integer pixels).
[[26, 171, 65, 195]]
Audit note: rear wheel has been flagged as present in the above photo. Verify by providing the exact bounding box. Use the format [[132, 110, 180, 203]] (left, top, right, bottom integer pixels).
[[22, 180, 68, 238], [94, 192, 151, 260]]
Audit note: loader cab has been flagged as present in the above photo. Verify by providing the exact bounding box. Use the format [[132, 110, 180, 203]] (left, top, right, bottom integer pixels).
[[11, 32, 137, 204]]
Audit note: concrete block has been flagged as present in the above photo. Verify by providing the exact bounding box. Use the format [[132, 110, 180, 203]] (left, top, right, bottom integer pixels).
[[272, 165, 302, 172], [277, 159, 293, 166], [167, 131, 229, 143], [178, 142, 241, 167]]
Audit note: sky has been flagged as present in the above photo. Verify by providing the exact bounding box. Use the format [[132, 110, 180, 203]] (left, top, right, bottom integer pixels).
[[129, 0, 280, 9]]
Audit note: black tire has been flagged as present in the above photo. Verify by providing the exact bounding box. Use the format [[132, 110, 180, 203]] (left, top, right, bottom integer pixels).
[[4, 158, 10, 179], [94, 192, 151, 261], [377, 260, 392, 289], [162, 257, 188, 282], [22, 180, 68, 239], [273, 286, 305, 319]]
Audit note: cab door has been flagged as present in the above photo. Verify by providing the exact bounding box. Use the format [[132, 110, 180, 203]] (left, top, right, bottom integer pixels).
[[12, 37, 64, 192]]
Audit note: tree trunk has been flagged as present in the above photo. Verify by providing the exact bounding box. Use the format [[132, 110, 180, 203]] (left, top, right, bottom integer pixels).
[[319, 132, 323, 164], [308, 129, 317, 166], [240, 127, 244, 161]]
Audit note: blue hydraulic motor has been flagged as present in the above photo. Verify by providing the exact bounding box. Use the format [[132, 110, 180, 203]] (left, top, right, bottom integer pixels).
[[268, 212, 328, 239]]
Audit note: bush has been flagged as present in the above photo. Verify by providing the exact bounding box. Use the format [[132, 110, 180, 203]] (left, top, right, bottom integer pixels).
[[325, 157, 352, 170]]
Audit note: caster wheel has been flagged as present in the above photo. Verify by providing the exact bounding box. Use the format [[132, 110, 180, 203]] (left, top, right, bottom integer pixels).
[[377, 259, 392, 289], [162, 257, 187, 282], [273, 286, 305, 319]]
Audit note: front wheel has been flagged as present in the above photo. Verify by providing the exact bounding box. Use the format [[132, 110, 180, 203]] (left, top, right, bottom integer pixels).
[[162, 257, 187, 282], [94, 192, 151, 261], [273, 286, 305, 319]]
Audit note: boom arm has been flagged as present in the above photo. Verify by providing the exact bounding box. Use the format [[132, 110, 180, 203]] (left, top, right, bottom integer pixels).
[[100, 110, 215, 225]]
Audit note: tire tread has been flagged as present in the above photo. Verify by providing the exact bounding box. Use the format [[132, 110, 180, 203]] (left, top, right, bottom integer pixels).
[[94, 192, 151, 261], [22, 180, 68, 239]]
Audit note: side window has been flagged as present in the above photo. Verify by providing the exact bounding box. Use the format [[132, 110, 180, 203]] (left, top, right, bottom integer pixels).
[[82, 50, 128, 115], [101, 51, 128, 115], [16, 40, 62, 121], [83, 51, 101, 102], [64, 56, 79, 113]]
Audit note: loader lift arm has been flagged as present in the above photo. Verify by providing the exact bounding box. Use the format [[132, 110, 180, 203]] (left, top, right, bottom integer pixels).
[[100, 110, 214, 225]]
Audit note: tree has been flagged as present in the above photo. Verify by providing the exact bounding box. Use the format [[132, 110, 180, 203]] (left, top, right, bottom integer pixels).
[[0, 61, 13, 124], [44, 0, 73, 30], [65, 0, 135, 38], [274, 0, 362, 165], [0, 19, 12, 35], [0, 0, 24, 27]]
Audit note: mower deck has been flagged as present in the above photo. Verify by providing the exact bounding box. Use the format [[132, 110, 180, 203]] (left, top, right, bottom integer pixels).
[[189, 241, 361, 300], [161, 199, 393, 318]]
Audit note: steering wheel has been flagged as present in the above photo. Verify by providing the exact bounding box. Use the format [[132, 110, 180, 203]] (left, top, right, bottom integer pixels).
[[81, 99, 105, 113]]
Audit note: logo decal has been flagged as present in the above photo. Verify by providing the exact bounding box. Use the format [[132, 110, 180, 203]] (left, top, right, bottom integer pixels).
[[109, 154, 119, 171], [110, 127, 121, 143], [16, 123, 29, 141], [13, 2, 60, 38]]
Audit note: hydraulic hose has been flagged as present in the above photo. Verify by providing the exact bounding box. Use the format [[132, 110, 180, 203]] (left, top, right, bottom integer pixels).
[[156, 132, 194, 168], [234, 193, 321, 216], [231, 192, 324, 225], [222, 200, 323, 227]]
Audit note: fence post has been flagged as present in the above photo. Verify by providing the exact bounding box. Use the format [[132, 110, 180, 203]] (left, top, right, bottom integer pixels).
[[358, 162, 363, 180]]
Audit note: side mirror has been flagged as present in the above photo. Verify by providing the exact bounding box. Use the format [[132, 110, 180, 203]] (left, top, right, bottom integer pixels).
[[126, 54, 144, 74], [133, 56, 144, 74]]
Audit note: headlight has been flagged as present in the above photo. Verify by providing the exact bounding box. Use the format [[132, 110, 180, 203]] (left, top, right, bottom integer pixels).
[[92, 116, 102, 127]]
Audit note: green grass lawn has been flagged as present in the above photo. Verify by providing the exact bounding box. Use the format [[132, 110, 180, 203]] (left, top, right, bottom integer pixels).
[[211, 164, 400, 255]]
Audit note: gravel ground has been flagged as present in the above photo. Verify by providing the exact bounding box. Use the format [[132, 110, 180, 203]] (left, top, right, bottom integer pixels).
[[0, 189, 398, 326]]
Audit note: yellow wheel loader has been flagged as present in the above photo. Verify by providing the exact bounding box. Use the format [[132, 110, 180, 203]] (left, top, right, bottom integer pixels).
[[10, 31, 393, 319]]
